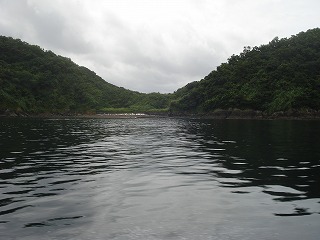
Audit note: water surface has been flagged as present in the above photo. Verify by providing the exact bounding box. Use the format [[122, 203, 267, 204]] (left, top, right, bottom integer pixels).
[[0, 118, 319, 239]]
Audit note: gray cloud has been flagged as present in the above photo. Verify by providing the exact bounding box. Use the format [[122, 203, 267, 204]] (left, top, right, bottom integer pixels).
[[0, 0, 93, 54], [1, 0, 320, 93]]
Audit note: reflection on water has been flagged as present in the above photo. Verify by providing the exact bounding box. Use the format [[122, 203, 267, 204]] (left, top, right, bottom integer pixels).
[[189, 120, 320, 199], [0, 118, 320, 240]]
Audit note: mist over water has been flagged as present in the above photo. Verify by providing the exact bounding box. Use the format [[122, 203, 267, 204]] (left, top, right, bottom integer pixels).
[[0, 118, 320, 240]]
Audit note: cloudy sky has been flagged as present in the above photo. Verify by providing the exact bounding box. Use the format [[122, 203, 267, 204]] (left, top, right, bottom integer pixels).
[[0, 0, 319, 93]]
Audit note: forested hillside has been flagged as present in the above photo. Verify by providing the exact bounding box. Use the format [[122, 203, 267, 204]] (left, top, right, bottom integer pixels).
[[1, 29, 320, 117], [0, 36, 170, 114], [170, 28, 320, 116]]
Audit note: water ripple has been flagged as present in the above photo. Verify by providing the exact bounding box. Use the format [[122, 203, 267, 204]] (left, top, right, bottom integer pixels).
[[0, 118, 320, 239]]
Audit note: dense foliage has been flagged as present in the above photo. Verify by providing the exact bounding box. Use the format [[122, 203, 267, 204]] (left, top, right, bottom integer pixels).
[[0, 36, 171, 114], [1, 29, 320, 116], [170, 28, 320, 114]]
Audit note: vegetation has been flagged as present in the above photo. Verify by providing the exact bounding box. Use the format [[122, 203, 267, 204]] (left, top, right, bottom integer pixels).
[[1, 28, 320, 117], [170, 28, 320, 115], [0, 36, 171, 114]]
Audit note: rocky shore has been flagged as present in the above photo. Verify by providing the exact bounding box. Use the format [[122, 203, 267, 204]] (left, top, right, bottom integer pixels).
[[0, 109, 164, 119], [170, 108, 320, 120], [1, 108, 320, 120]]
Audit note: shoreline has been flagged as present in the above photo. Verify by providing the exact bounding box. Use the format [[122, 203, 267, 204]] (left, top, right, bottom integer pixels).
[[171, 108, 320, 120], [1, 109, 320, 120], [0, 112, 167, 119], [1, 114, 320, 121]]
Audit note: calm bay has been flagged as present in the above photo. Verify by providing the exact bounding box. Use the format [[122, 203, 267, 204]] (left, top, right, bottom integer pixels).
[[0, 118, 319, 239]]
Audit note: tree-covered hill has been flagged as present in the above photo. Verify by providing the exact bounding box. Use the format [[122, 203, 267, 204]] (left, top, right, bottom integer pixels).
[[0, 36, 170, 114], [170, 28, 320, 116], [2, 29, 320, 118]]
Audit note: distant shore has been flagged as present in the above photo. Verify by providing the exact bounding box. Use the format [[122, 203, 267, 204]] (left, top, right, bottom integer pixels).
[[0, 112, 163, 119], [170, 109, 320, 120], [1, 108, 320, 120]]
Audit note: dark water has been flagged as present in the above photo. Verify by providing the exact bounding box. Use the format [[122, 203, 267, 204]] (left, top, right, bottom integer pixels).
[[0, 118, 320, 240]]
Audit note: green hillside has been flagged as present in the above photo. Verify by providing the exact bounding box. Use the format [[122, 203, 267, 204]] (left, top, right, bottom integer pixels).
[[170, 28, 320, 116], [1, 29, 320, 118], [0, 36, 170, 114]]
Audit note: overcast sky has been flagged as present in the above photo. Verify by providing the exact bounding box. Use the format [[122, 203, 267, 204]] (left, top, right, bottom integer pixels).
[[0, 0, 319, 93]]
